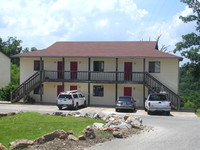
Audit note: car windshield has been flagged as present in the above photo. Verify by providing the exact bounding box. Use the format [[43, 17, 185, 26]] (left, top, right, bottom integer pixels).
[[149, 94, 167, 101], [58, 95, 72, 99], [118, 97, 132, 101]]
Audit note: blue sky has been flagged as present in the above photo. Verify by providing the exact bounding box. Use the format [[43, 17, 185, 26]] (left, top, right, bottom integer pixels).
[[0, 0, 195, 63]]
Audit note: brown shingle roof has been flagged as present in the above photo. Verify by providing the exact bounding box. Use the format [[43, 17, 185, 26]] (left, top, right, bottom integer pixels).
[[12, 41, 182, 60]]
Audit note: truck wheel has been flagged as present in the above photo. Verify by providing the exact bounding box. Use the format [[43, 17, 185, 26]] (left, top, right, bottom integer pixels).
[[75, 103, 78, 110], [147, 111, 151, 115], [58, 106, 62, 110], [83, 101, 87, 107], [166, 111, 170, 116]]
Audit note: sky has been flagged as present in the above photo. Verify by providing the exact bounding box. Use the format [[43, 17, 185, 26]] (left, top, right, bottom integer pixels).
[[0, 0, 195, 64]]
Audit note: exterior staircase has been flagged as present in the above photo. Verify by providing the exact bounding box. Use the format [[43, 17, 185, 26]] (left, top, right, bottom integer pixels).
[[145, 72, 181, 110], [11, 71, 42, 103]]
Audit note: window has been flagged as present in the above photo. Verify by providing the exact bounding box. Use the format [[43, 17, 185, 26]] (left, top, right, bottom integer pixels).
[[93, 86, 104, 96], [73, 94, 78, 99], [93, 61, 104, 72], [34, 84, 43, 94], [149, 61, 160, 73], [34, 60, 44, 71]]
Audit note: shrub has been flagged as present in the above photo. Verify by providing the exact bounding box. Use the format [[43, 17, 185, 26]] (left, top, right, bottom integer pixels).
[[0, 83, 18, 101]]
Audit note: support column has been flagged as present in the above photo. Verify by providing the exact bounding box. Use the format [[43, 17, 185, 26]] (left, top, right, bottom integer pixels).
[[62, 57, 65, 92], [40, 57, 43, 104], [115, 58, 118, 103], [143, 58, 146, 108], [88, 58, 91, 106]]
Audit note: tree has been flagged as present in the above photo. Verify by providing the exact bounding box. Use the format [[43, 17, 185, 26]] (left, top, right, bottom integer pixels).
[[174, 0, 200, 81]]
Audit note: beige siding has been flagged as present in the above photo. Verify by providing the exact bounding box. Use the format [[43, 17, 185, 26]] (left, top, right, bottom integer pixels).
[[90, 83, 115, 106], [0, 52, 10, 88], [146, 59, 179, 93], [91, 58, 116, 72]]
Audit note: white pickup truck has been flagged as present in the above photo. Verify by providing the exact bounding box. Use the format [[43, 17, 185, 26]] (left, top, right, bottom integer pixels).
[[56, 90, 86, 110], [145, 93, 171, 115]]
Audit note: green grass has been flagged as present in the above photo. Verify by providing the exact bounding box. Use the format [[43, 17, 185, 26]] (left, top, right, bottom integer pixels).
[[196, 109, 200, 117], [0, 112, 105, 148]]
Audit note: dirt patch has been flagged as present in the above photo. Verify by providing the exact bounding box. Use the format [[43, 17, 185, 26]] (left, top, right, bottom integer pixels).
[[25, 127, 143, 150]]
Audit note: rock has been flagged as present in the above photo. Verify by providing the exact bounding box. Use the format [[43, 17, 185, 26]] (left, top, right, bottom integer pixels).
[[124, 114, 132, 121], [52, 112, 63, 116], [84, 126, 96, 139], [7, 112, 16, 116], [61, 114, 66, 117], [78, 135, 86, 140], [113, 131, 123, 138], [34, 130, 67, 144], [9, 139, 33, 149], [100, 127, 114, 132], [125, 116, 142, 128], [0, 113, 7, 117], [74, 114, 81, 117], [0, 143, 7, 150], [66, 130, 74, 135], [68, 134, 78, 141], [93, 123, 104, 128]]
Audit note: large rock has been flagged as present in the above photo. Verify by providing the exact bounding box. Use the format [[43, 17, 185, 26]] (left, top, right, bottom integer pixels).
[[93, 123, 104, 128], [113, 131, 123, 138], [0, 113, 7, 117], [125, 116, 142, 128], [34, 130, 67, 144], [84, 126, 95, 139], [0, 143, 7, 150], [78, 135, 86, 140], [68, 134, 78, 141], [9, 139, 33, 149]]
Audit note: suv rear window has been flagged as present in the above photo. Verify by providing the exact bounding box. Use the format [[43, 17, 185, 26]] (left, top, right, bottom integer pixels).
[[149, 94, 167, 101], [118, 97, 132, 101], [58, 95, 72, 99]]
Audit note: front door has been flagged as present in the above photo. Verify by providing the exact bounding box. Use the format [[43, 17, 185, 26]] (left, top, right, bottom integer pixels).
[[124, 62, 132, 81], [70, 62, 78, 80], [70, 85, 77, 91], [57, 61, 63, 79], [57, 85, 63, 96], [124, 87, 132, 97]]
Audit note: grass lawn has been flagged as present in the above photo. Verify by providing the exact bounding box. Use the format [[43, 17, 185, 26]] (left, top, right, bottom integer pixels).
[[196, 109, 200, 117], [0, 112, 106, 148]]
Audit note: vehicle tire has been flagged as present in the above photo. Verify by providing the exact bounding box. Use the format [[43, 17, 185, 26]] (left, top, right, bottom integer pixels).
[[58, 106, 62, 110], [144, 108, 147, 112], [83, 101, 87, 107], [75, 103, 78, 110], [115, 108, 119, 112], [147, 111, 151, 115], [166, 111, 170, 116]]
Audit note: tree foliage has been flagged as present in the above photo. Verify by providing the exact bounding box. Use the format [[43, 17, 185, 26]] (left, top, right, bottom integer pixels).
[[179, 66, 200, 109], [174, 0, 200, 80]]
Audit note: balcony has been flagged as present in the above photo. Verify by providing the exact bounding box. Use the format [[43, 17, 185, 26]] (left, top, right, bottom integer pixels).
[[42, 70, 144, 84]]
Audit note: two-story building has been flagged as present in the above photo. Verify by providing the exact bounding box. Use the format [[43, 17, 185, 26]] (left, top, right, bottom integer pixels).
[[0, 50, 10, 88], [11, 41, 182, 110]]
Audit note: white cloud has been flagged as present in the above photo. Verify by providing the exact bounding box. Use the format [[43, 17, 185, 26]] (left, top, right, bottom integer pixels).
[[0, 0, 149, 49]]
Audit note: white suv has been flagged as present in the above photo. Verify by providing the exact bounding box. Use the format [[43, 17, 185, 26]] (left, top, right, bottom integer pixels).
[[56, 90, 86, 110]]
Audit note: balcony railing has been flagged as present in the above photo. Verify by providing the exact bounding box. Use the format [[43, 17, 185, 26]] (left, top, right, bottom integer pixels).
[[43, 70, 144, 83]]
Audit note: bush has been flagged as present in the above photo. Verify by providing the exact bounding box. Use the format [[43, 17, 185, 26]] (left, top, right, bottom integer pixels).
[[183, 100, 195, 109], [0, 83, 18, 101]]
